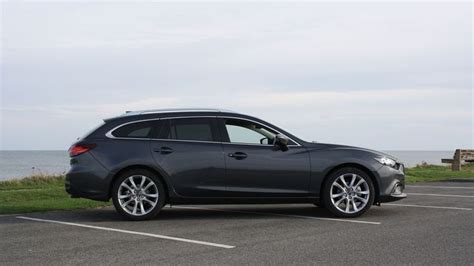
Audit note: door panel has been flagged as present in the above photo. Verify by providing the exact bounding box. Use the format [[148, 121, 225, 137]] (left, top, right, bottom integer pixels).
[[220, 117, 311, 197], [151, 140, 226, 197], [150, 117, 226, 197], [223, 144, 311, 197]]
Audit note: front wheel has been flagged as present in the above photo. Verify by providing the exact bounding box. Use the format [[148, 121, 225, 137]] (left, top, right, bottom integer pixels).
[[322, 168, 374, 218], [112, 169, 166, 221]]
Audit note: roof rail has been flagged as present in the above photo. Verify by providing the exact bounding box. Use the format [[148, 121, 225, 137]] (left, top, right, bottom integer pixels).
[[122, 108, 237, 116]]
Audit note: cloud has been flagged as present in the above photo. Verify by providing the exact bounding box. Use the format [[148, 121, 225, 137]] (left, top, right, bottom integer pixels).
[[1, 2, 472, 150]]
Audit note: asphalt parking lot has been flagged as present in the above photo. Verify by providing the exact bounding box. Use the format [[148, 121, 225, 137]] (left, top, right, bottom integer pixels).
[[1, 181, 473, 265]]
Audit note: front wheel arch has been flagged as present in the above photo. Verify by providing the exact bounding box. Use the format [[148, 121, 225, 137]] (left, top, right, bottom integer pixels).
[[320, 163, 380, 203]]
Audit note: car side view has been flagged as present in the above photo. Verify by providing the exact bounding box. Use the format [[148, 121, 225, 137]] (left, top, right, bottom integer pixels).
[[66, 108, 406, 220]]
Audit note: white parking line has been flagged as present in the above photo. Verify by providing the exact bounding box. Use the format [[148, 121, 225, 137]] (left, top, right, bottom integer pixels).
[[408, 193, 474, 198], [407, 185, 474, 190], [384, 203, 472, 211], [173, 206, 381, 225], [16, 216, 235, 249]]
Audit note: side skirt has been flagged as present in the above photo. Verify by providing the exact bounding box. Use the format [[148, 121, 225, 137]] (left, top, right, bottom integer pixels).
[[168, 197, 319, 205]]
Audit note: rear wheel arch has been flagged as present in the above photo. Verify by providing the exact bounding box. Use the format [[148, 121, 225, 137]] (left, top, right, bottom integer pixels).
[[108, 165, 171, 202], [320, 163, 380, 202]]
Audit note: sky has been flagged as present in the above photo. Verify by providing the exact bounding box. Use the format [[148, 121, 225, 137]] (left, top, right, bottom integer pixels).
[[0, 1, 472, 150]]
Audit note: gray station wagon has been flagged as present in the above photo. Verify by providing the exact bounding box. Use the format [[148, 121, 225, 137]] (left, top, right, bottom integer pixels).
[[66, 108, 406, 220]]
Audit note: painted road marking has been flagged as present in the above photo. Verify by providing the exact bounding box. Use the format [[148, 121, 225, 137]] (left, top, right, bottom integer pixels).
[[384, 203, 472, 211], [173, 206, 381, 225], [407, 185, 474, 190], [408, 193, 474, 198], [16, 216, 235, 249]]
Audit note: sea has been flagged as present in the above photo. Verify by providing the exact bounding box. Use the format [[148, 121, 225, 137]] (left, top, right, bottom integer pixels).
[[0, 150, 454, 181]]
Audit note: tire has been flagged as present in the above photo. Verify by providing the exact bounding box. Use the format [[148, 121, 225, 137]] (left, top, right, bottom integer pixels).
[[112, 169, 166, 221], [322, 167, 374, 218]]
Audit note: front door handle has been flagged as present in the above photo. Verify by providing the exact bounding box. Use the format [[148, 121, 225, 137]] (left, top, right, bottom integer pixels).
[[154, 147, 174, 154], [228, 152, 248, 160]]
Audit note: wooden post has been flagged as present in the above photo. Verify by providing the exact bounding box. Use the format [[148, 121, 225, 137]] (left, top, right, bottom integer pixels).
[[452, 149, 461, 171]]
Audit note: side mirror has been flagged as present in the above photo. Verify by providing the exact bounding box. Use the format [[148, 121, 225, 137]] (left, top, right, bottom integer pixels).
[[274, 134, 289, 151]]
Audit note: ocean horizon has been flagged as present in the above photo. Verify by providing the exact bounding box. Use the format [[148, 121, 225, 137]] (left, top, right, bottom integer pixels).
[[0, 150, 455, 180]]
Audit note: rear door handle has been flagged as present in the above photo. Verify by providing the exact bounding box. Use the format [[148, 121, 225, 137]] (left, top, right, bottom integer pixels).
[[154, 147, 174, 154], [228, 152, 247, 160]]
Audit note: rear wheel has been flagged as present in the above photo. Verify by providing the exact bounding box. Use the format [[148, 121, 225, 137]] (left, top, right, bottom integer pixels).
[[112, 169, 166, 221], [322, 167, 374, 218]]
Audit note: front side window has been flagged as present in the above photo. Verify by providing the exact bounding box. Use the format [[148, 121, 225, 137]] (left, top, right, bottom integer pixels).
[[112, 121, 154, 138], [159, 118, 217, 142], [225, 119, 277, 145]]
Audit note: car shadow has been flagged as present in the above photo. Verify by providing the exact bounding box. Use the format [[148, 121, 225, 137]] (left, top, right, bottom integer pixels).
[[157, 205, 339, 221], [4, 204, 346, 224], [4, 204, 387, 225]]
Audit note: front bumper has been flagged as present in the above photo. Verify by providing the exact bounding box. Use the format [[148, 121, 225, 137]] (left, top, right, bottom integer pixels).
[[375, 165, 407, 203]]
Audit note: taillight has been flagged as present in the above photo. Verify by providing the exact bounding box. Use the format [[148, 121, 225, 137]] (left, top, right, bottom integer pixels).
[[68, 143, 97, 157]]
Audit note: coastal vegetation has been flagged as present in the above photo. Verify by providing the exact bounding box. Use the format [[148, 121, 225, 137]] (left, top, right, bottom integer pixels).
[[0, 175, 109, 214], [0, 164, 473, 215], [405, 163, 474, 183]]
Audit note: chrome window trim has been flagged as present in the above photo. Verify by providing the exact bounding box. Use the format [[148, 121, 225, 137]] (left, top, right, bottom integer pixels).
[[105, 115, 302, 147], [105, 116, 218, 139]]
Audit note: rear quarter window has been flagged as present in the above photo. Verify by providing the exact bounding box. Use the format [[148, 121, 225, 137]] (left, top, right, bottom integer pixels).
[[111, 121, 156, 138]]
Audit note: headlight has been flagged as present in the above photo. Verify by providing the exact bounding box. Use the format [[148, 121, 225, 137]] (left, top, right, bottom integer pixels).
[[375, 157, 397, 167]]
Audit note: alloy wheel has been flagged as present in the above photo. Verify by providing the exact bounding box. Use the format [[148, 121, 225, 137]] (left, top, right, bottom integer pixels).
[[329, 173, 370, 214], [117, 175, 159, 216]]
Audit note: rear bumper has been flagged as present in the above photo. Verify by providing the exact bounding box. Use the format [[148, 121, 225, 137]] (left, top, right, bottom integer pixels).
[[65, 175, 109, 201], [65, 153, 111, 201]]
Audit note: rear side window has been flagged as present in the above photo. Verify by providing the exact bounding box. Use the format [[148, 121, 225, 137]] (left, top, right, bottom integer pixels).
[[159, 118, 217, 142], [112, 121, 155, 138]]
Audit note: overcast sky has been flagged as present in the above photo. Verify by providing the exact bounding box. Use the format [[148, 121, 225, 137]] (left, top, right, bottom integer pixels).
[[1, 2, 472, 150]]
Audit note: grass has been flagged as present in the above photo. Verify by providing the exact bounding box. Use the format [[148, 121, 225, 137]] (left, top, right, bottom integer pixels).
[[405, 163, 474, 183], [0, 175, 110, 215], [0, 164, 473, 214]]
